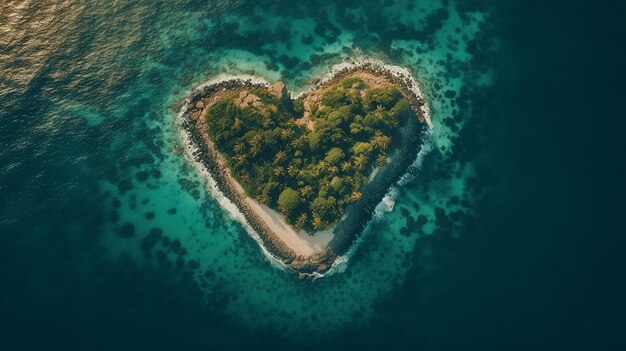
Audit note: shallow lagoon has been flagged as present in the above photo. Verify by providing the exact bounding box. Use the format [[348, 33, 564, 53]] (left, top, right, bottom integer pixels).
[[2, 0, 572, 348]]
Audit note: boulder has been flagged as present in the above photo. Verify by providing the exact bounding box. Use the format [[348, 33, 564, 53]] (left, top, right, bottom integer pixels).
[[316, 264, 328, 273], [269, 81, 286, 99]]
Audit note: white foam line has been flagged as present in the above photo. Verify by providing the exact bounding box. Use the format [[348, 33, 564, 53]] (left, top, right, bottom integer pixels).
[[194, 74, 270, 91], [321, 129, 434, 278], [175, 103, 293, 272], [294, 57, 433, 129]]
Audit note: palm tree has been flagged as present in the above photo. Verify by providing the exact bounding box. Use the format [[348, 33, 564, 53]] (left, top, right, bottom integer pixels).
[[249, 135, 262, 157], [295, 213, 308, 230], [290, 136, 305, 149], [287, 165, 298, 177], [280, 128, 292, 141], [349, 191, 362, 202], [374, 105, 385, 119], [381, 135, 391, 150], [234, 154, 247, 167], [317, 161, 329, 175], [376, 154, 387, 166], [311, 214, 323, 230], [341, 161, 351, 172], [300, 185, 313, 198], [319, 177, 331, 190], [273, 166, 285, 176], [275, 151, 287, 163], [233, 141, 245, 155], [258, 193, 269, 204], [353, 154, 367, 171], [240, 174, 250, 186], [372, 133, 391, 151], [328, 165, 339, 175]]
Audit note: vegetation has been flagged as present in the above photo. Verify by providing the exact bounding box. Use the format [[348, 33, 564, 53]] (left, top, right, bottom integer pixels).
[[204, 78, 410, 232]]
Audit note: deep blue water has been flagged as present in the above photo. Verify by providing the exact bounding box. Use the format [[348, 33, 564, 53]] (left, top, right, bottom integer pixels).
[[1, 0, 625, 349]]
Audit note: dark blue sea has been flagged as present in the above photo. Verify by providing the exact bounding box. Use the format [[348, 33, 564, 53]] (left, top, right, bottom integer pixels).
[[1, 0, 624, 349]]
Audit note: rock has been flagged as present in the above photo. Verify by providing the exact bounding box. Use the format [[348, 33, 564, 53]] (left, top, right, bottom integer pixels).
[[290, 261, 302, 270], [444, 89, 456, 98], [242, 93, 261, 106], [135, 170, 149, 182], [449, 210, 463, 222], [195, 101, 205, 109], [118, 222, 135, 238], [406, 215, 416, 229], [269, 81, 286, 99], [400, 206, 410, 217], [298, 273, 306, 280], [265, 62, 279, 71], [117, 180, 133, 195], [417, 214, 428, 227], [162, 236, 171, 247], [316, 264, 328, 272], [171, 239, 181, 253], [150, 227, 163, 239]]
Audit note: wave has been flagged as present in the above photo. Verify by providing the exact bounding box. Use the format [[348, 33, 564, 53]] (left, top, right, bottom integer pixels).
[[321, 129, 434, 278], [294, 56, 433, 128], [175, 97, 293, 273]]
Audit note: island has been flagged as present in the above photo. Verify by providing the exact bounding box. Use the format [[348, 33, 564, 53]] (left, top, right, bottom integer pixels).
[[179, 61, 430, 276]]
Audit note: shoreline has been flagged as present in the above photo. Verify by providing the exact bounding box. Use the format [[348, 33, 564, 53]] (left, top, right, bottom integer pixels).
[[177, 59, 432, 275]]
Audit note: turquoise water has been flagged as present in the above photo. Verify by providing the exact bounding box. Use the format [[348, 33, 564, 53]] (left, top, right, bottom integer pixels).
[[4, 0, 621, 349], [2, 0, 493, 341], [95, 1, 490, 334]]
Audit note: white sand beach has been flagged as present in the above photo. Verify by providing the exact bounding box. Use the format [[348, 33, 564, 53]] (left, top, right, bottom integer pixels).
[[245, 198, 333, 256]]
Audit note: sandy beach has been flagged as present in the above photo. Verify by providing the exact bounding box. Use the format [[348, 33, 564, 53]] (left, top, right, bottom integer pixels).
[[246, 199, 333, 256]]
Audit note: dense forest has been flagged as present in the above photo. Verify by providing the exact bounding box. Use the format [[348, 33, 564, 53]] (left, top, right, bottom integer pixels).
[[205, 77, 411, 233]]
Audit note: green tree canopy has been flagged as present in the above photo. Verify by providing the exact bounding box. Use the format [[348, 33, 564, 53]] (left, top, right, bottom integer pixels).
[[365, 86, 402, 110], [203, 76, 411, 233], [324, 147, 345, 165], [278, 187, 301, 215]]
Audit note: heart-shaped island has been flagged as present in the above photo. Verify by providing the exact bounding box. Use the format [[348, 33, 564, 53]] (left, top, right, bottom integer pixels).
[[180, 61, 431, 276]]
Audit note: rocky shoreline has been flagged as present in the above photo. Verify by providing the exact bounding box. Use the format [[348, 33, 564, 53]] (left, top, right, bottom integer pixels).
[[298, 61, 430, 125], [178, 61, 430, 276]]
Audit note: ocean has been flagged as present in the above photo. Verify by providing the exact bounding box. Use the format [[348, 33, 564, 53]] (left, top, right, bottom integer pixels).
[[1, 0, 624, 349]]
